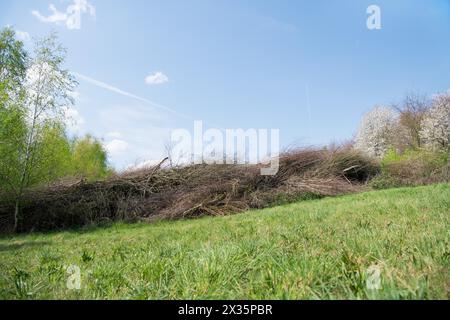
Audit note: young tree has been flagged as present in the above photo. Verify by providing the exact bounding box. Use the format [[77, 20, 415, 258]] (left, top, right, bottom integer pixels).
[[1, 28, 116, 232], [420, 92, 450, 152], [355, 106, 397, 158], [164, 139, 176, 167], [12, 33, 77, 231]]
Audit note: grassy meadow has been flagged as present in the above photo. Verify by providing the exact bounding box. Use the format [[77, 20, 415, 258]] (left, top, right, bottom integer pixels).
[[0, 184, 449, 300]]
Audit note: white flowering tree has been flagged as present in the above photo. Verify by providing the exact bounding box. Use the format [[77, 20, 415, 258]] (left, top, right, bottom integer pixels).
[[420, 93, 450, 151], [355, 106, 397, 158]]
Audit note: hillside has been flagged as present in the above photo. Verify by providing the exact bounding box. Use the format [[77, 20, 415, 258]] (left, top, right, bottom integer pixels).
[[0, 184, 449, 300]]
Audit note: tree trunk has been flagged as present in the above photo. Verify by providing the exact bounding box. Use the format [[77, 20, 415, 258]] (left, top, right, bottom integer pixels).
[[13, 198, 20, 233]]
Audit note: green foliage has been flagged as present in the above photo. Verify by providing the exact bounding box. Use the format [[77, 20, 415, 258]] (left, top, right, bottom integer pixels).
[[381, 149, 448, 168], [31, 123, 73, 185], [0, 104, 27, 194], [0, 28, 28, 196], [72, 135, 111, 181], [371, 149, 448, 189], [0, 27, 27, 93], [0, 184, 448, 299]]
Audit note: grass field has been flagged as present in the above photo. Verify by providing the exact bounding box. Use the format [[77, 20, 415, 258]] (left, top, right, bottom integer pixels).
[[0, 184, 449, 300]]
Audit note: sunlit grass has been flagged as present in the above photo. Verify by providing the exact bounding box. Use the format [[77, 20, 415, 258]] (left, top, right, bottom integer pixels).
[[0, 184, 448, 300]]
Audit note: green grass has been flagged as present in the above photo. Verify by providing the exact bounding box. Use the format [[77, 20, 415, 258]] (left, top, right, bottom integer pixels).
[[0, 184, 449, 300]]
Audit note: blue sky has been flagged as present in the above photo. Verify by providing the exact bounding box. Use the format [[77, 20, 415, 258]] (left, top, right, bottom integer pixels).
[[1, 0, 449, 169]]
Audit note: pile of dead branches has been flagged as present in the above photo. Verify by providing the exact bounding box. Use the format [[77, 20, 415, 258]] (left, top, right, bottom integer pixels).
[[0, 147, 379, 233]]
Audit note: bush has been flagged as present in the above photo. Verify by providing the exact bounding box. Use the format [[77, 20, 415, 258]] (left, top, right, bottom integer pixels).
[[371, 149, 449, 189]]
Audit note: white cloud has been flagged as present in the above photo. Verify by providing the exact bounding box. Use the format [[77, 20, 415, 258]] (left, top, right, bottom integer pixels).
[[32, 5, 67, 24], [106, 139, 129, 156], [16, 30, 30, 41], [32, 0, 95, 30], [145, 71, 169, 85], [95, 104, 175, 170]]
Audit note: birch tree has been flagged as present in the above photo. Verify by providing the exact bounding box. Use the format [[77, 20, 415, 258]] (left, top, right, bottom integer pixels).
[[12, 33, 77, 231]]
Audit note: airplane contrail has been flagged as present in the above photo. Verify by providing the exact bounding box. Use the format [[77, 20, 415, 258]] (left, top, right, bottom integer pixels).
[[72, 72, 194, 121]]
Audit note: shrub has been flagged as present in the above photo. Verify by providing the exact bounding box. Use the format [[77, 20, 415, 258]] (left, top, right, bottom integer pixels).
[[371, 149, 449, 189]]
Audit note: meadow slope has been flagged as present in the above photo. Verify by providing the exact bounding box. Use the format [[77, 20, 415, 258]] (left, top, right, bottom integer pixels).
[[0, 184, 449, 300]]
